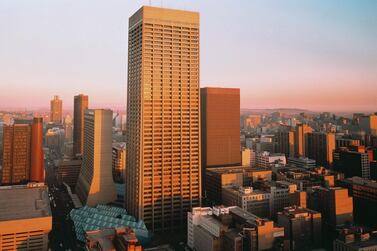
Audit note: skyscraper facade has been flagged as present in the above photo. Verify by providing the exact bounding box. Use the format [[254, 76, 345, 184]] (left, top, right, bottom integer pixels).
[[73, 94, 89, 156], [200, 87, 241, 168], [276, 126, 295, 158], [1, 124, 31, 184], [50, 95, 63, 124], [125, 6, 201, 231], [294, 124, 313, 157], [30, 117, 44, 182], [75, 109, 116, 206]]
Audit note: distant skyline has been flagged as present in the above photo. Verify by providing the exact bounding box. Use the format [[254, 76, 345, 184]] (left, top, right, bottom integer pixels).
[[1, 0, 376, 112]]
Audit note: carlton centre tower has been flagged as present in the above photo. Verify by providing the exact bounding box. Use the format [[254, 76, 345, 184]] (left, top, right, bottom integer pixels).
[[125, 6, 201, 231]]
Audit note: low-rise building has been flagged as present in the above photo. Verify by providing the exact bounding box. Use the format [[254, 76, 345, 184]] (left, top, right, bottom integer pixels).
[[187, 206, 284, 251], [333, 227, 377, 251], [0, 183, 52, 251], [277, 206, 322, 251]]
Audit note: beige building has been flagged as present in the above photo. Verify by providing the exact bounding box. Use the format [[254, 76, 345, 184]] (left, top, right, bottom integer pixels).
[[0, 183, 52, 251], [125, 6, 201, 231], [75, 109, 116, 206]]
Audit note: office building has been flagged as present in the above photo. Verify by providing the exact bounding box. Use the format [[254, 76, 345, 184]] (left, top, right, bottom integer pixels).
[[50, 95, 63, 124], [359, 114, 377, 135], [75, 109, 116, 206], [205, 166, 260, 204], [307, 186, 353, 227], [254, 181, 297, 219], [222, 186, 270, 218], [125, 6, 201, 231], [0, 183, 52, 251], [56, 159, 82, 189], [1, 124, 31, 184], [201, 87, 241, 169], [306, 132, 336, 167], [289, 191, 307, 208], [277, 206, 322, 251], [333, 147, 371, 179], [112, 142, 126, 183], [30, 117, 44, 182], [73, 94, 89, 156], [64, 115, 73, 142], [294, 124, 313, 157], [276, 127, 295, 157], [256, 151, 286, 168], [336, 138, 360, 148], [338, 177, 377, 227], [333, 227, 377, 251], [287, 156, 316, 169], [45, 127, 65, 153], [187, 206, 284, 251]]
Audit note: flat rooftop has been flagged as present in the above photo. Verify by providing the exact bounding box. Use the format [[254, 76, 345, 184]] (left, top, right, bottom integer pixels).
[[0, 183, 51, 221]]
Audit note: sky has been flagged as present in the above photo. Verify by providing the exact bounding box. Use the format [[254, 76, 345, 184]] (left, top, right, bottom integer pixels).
[[0, 0, 376, 112]]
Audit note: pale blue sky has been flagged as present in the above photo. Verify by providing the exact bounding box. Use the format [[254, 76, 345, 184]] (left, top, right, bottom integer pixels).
[[1, 0, 376, 112]]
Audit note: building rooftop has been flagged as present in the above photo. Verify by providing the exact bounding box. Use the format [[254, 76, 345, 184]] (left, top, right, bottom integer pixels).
[[0, 183, 51, 221]]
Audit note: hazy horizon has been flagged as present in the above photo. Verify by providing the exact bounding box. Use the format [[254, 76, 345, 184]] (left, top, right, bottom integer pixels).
[[1, 0, 376, 112]]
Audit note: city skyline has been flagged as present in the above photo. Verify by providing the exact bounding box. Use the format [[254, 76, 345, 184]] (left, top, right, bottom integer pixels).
[[1, 0, 376, 112]]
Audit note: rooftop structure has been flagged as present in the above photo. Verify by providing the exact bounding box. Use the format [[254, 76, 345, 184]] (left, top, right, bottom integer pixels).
[[0, 183, 52, 251], [70, 204, 150, 245]]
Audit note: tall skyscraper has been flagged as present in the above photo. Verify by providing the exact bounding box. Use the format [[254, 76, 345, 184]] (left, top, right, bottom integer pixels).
[[294, 124, 313, 157], [75, 109, 116, 206], [1, 124, 31, 184], [30, 117, 44, 182], [201, 88, 241, 168], [125, 6, 201, 231], [50, 95, 63, 124], [73, 94, 89, 156], [306, 132, 336, 167]]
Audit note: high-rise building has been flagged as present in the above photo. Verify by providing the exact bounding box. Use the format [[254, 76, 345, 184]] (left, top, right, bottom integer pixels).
[[359, 114, 377, 136], [75, 109, 116, 206], [50, 95, 63, 124], [276, 127, 295, 158], [56, 159, 82, 189], [277, 206, 322, 251], [30, 117, 44, 182], [294, 124, 312, 157], [125, 6, 201, 231], [307, 186, 353, 227], [306, 132, 336, 167], [200, 87, 241, 169], [0, 183, 52, 251], [64, 115, 73, 142], [333, 147, 370, 179], [73, 94, 89, 156], [338, 177, 377, 227], [1, 124, 31, 184]]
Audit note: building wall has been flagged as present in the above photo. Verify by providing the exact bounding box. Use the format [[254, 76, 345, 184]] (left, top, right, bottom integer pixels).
[[294, 124, 312, 157], [1, 124, 31, 184], [0, 217, 52, 251], [201, 87, 241, 169], [50, 95, 62, 124]]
